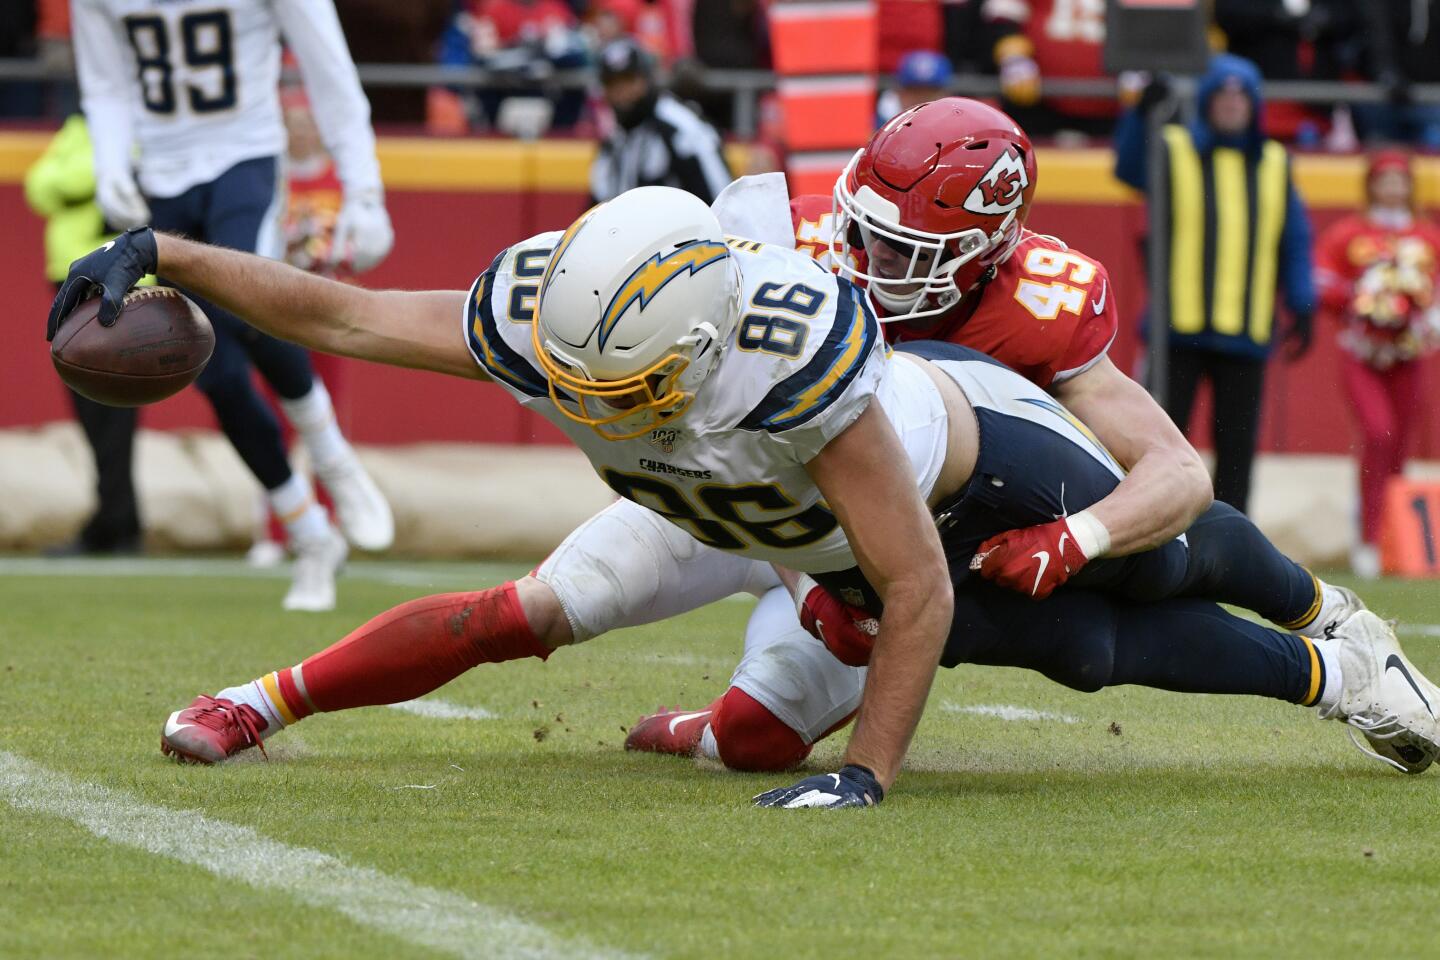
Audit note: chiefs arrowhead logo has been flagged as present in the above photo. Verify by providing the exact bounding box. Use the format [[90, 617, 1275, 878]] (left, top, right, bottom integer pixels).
[[963, 148, 1030, 216]]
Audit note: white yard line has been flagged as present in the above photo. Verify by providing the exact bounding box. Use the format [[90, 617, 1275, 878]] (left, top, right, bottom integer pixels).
[[941, 702, 1080, 724], [0, 751, 643, 960], [0, 555, 522, 589], [389, 698, 497, 721]]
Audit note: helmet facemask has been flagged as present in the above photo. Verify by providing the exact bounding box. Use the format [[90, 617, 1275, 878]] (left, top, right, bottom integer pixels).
[[829, 154, 1019, 325], [534, 318, 727, 441]]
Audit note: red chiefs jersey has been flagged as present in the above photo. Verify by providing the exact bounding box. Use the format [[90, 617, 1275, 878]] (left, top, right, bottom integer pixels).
[[789, 193, 1118, 389], [1315, 213, 1440, 367]]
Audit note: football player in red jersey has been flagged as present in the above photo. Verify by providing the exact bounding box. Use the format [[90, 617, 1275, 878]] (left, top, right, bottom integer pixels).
[[816, 98, 1211, 596], [627, 98, 1371, 774]]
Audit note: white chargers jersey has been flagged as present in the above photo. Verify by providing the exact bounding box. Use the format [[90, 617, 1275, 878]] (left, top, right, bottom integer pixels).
[[72, 0, 381, 198], [463, 233, 948, 573]]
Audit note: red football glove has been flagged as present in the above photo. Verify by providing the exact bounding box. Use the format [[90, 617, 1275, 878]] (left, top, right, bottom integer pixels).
[[794, 574, 879, 667], [972, 516, 1092, 599]]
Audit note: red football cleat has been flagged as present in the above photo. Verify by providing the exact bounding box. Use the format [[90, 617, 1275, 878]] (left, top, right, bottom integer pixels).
[[624, 699, 721, 758], [160, 695, 269, 764]]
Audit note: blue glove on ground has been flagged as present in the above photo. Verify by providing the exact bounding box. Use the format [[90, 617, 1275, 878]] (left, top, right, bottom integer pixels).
[[752, 764, 883, 808]]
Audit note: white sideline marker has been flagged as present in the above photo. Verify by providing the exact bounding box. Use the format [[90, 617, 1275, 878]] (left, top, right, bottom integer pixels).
[[389, 698, 496, 721], [942, 702, 1080, 724], [0, 751, 643, 960]]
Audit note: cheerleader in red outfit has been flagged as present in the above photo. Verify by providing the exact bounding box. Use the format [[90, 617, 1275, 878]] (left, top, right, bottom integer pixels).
[[1315, 151, 1440, 577]]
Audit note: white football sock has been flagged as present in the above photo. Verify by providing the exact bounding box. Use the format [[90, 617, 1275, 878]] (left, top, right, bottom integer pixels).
[[268, 472, 329, 544], [280, 380, 351, 469], [697, 723, 720, 761], [217, 680, 288, 739], [1316, 583, 1350, 631], [1309, 636, 1344, 713]]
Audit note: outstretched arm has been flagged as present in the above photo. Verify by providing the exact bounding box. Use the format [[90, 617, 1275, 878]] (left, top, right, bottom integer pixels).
[[156, 234, 481, 379], [758, 403, 951, 806]]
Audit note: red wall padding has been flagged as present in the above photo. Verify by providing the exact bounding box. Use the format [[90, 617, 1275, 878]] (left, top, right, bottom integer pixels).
[[4, 183, 1436, 457]]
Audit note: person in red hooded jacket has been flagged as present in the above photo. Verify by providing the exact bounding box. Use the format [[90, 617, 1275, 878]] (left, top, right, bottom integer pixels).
[[1315, 151, 1440, 577]]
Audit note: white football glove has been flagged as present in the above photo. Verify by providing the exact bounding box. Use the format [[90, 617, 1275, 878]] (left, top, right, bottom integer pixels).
[[96, 172, 151, 231], [331, 187, 394, 273]]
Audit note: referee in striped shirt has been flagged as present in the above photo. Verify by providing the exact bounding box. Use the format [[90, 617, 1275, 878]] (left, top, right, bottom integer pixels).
[[589, 38, 733, 205]]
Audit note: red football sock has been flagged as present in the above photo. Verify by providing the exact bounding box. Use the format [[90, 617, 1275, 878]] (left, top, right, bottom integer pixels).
[[262, 583, 547, 721], [710, 686, 812, 772]]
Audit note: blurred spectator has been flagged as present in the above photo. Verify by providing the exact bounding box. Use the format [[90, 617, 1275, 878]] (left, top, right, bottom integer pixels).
[[1352, 0, 1440, 148], [24, 116, 140, 555], [590, 0, 679, 62], [589, 38, 732, 203], [1114, 55, 1316, 514], [941, 0, 990, 74], [335, 0, 452, 124], [691, 0, 765, 69], [1214, 0, 1364, 143], [689, 0, 768, 129], [443, 0, 589, 130], [879, 0, 944, 72], [0, 0, 41, 117], [983, 0, 1114, 138], [878, 51, 954, 126], [1314, 151, 1440, 577]]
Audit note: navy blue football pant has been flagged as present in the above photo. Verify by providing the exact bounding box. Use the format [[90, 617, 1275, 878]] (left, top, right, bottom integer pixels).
[[813, 340, 1324, 705], [148, 156, 313, 490]]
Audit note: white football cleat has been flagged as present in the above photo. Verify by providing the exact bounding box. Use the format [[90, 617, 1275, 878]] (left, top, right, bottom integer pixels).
[[1295, 583, 1366, 639], [283, 525, 347, 612], [1321, 610, 1440, 774], [315, 454, 394, 552]]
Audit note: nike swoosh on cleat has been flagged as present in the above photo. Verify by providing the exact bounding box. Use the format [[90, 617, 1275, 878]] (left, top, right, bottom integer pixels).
[[666, 710, 712, 735], [163, 714, 193, 739], [1385, 655, 1435, 717], [1030, 550, 1050, 596]]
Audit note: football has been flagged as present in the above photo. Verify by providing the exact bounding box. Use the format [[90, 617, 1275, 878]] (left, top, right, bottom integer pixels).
[[50, 286, 214, 407]]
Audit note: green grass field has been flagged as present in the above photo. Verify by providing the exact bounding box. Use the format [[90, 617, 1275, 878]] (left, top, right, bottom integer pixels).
[[3, 557, 1440, 959]]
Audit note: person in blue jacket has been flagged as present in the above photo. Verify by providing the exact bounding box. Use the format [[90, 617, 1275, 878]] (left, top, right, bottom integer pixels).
[[1114, 53, 1315, 513]]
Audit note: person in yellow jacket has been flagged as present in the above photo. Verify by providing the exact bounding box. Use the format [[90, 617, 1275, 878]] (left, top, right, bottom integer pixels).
[[24, 115, 141, 555]]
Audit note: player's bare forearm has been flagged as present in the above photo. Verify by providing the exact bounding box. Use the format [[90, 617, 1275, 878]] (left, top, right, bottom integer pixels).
[[843, 576, 950, 788], [154, 234, 481, 380], [807, 404, 952, 790], [1056, 357, 1211, 555]]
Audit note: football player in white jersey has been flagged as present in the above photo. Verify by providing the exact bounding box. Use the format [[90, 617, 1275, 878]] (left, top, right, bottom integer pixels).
[[50, 187, 1440, 805], [69, 0, 395, 610]]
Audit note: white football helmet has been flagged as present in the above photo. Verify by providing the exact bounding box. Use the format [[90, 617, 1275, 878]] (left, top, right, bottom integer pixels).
[[532, 186, 740, 440]]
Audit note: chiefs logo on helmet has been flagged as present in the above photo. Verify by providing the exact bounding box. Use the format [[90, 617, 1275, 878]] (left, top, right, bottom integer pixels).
[[963, 147, 1030, 216]]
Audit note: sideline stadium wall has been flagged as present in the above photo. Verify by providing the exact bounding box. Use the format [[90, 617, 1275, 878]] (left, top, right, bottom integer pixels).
[[1, 134, 1436, 560]]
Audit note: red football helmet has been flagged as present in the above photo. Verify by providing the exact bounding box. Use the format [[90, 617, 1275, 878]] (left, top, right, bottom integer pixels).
[[833, 97, 1037, 323]]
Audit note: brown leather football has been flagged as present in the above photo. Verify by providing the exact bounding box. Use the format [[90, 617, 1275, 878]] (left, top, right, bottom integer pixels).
[[50, 287, 214, 406]]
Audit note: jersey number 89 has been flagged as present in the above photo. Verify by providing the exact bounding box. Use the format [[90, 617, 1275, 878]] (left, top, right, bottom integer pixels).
[[124, 12, 237, 116]]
